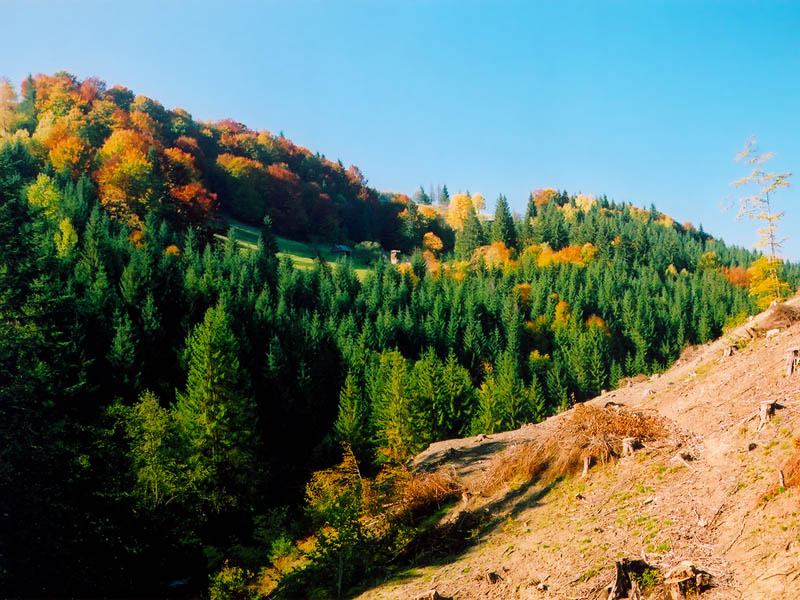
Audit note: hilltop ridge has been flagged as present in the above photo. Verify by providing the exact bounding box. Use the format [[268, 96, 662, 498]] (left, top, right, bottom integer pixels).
[[355, 296, 800, 600]]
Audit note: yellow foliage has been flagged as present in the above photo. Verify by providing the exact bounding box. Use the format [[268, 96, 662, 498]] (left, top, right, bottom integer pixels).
[[553, 300, 571, 328], [561, 203, 579, 222], [446, 193, 473, 230], [656, 215, 674, 228], [574, 193, 596, 211], [580, 242, 598, 262], [535, 243, 595, 268], [54, 218, 78, 257], [422, 231, 443, 252], [748, 255, 791, 309], [471, 193, 485, 212], [418, 205, 438, 220], [532, 188, 559, 207], [697, 251, 721, 271], [473, 241, 511, 266], [49, 134, 92, 176], [26, 173, 62, 220], [165, 244, 181, 256]]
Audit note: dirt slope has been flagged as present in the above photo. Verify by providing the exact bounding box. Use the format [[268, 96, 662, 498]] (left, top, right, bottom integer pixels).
[[355, 297, 800, 600]]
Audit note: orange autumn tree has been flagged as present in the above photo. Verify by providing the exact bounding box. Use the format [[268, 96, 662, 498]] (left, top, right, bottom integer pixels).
[[162, 147, 216, 224], [532, 188, 560, 207], [96, 129, 158, 226]]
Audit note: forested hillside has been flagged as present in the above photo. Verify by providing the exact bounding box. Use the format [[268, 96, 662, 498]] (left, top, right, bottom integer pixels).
[[1, 73, 798, 597]]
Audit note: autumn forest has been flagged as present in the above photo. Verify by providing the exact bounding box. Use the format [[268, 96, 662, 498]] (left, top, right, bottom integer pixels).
[[1, 72, 798, 598]]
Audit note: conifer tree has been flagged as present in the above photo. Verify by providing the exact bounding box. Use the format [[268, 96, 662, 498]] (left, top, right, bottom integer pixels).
[[519, 192, 537, 247], [454, 203, 485, 260], [174, 300, 258, 512], [490, 194, 517, 250], [334, 369, 372, 462]]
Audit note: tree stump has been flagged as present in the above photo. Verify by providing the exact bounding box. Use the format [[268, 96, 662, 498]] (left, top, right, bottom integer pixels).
[[605, 560, 645, 600], [785, 347, 799, 377], [758, 400, 777, 431], [664, 561, 711, 599], [622, 437, 637, 456], [581, 455, 591, 478], [411, 590, 448, 600]]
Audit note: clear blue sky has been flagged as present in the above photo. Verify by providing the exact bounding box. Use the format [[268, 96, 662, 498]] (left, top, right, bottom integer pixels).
[[2, 0, 799, 259]]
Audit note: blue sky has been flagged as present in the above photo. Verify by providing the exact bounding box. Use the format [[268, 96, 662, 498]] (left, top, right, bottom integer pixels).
[[2, 0, 799, 259]]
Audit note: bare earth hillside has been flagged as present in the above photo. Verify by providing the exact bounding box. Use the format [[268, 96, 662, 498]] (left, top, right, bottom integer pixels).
[[355, 297, 800, 600]]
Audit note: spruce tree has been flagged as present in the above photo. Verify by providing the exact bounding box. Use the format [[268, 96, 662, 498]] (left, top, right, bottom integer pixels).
[[490, 194, 517, 250], [454, 203, 485, 260], [174, 300, 258, 512], [519, 193, 537, 247]]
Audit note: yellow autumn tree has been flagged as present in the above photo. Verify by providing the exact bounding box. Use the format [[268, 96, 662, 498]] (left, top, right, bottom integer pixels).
[[731, 136, 790, 256], [422, 231, 443, 253], [748, 255, 791, 310], [0, 77, 18, 134], [731, 136, 793, 305], [446, 193, 473, 230]]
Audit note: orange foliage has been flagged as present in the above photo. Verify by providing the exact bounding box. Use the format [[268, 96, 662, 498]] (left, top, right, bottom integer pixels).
[[422, 250, 441, 275], [514, 283, 532, 307], [532, 188, 559, 207], [391, 193, 411, 205], [723, 266, 751, 288], [48, 129, 92, 176], [170, 182, 216, 213], [267, 163, 301, 186], [163, 147, 200, 185], [165, 244, 180, 256], [422, 231, 443, 253], [96, 129, 154, 225], [473, 241, 511, 266], [586, 315, 611, 335]]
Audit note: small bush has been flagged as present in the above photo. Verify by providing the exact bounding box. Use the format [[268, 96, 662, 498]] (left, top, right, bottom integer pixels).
[[209, 562, 259, 600]]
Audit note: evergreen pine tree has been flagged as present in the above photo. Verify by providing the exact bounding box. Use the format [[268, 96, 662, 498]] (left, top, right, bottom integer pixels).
[[454, 203, 485, 260], [174, 300, 258, 512], [490, 194, 517, 250]]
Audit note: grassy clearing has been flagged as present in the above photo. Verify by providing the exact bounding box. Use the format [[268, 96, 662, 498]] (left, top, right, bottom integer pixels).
[[217, 217, 373, 280]]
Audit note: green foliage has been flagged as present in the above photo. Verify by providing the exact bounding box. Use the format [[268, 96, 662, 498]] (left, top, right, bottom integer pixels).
[[491, 194, 517, 250], [209, 562, 259, 600], [454, 203, 485, 260], [4, 74, 800, 597], [174, 300, 259, 513]]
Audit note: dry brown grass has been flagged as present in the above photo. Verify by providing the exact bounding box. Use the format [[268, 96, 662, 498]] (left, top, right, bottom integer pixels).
[[481, 404, 667, 493]]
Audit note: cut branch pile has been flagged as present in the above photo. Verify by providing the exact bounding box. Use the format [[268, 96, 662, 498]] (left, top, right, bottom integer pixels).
[[482, 404, 668, 493]]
